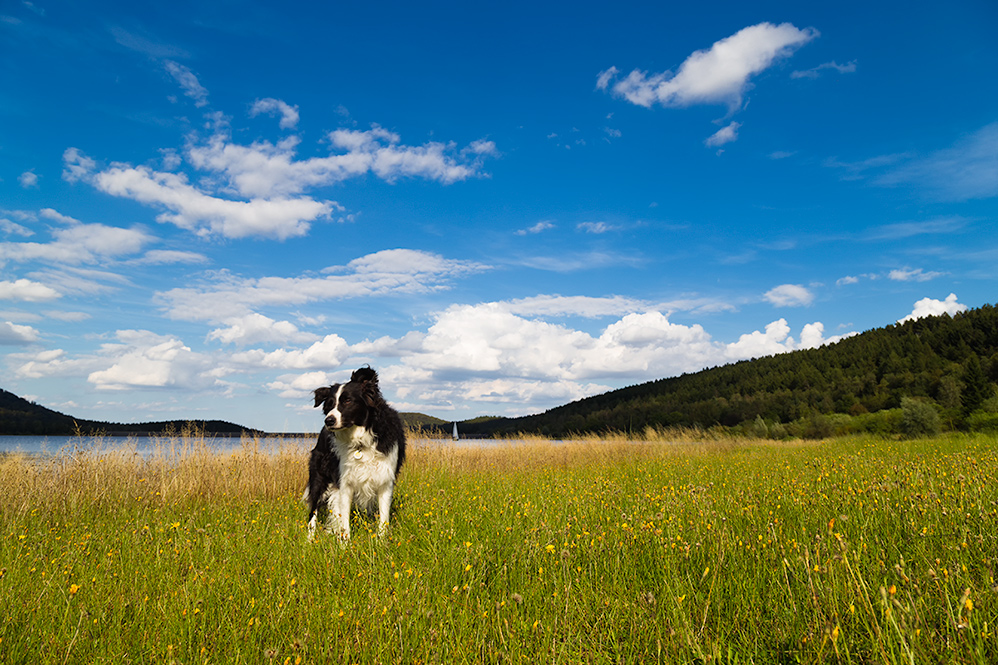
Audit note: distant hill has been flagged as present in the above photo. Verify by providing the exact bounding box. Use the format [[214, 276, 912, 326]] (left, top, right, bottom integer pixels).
[[399, 412, 449, 428], [0, 390, 262, 437], [0, 389, 82, 435], [456, 304, 998, 438]]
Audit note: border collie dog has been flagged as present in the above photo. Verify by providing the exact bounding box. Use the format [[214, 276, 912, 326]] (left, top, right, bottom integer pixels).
[[305, 367, 406, 541]]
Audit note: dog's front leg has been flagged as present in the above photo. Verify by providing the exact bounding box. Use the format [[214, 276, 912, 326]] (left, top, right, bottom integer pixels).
[[376, 483, 394, 537], [307, 511, 318, 542], [330, 487, 352, 541]]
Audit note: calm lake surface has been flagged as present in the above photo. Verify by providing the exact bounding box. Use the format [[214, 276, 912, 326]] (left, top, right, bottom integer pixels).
[[0, 434, 315, 457], [0, 434, 504, 456]]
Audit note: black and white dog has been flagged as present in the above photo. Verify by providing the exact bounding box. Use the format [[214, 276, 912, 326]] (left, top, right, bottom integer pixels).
[[305, 366, 406, 541]]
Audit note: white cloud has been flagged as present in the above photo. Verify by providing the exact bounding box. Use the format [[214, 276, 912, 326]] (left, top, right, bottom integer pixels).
[[836, 275, 860, 286], [724, 319, 851, 360], [328, 125, 495, 184], [705, 121, 742, 147], [577, 221, 616, 234], [64, 120, 495, 240], [18, 171, 39, 188], [503, 294, 649, 318], [601, 22, 817, 110], [0, 216, 34, 237], [232, 334, 350, 370], [87, 330, 213, 390], [208, 313, 318, 346], [250, 98, 300, 130], [0, 278, 60, 301], [157, 249, 490, 323], [515, 221, 555, 235], [595, 66, 619, 91], [164, 60, 209, 107], [791, 60, 856, 79], [128, 249, 210, 265], [898, 293, 968, 323], [91, 161, 334, 240], [266, 370, 335, 399], [0, 320, 40, 345], [0, 212, 154, 265], [764, 284, 814, 307], [888, 267, 944, 282], [62, 147, 96, 183]]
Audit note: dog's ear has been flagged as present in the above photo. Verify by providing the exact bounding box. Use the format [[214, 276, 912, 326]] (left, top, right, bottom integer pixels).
[[351, 366, 380, 407], [313, 386, 332, 408], [350, 366, 378, 385]]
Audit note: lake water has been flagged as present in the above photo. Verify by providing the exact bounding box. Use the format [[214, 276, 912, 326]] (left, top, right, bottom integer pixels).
[[0, 434, 507, 457], [0, 434, 316, 457]]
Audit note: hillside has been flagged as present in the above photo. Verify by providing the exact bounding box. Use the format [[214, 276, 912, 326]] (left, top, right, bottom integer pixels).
[[0, 388, 455, 437], [0, 389, 82, 435], [457, 304, 998, 438], [0, 390, 261, 437]]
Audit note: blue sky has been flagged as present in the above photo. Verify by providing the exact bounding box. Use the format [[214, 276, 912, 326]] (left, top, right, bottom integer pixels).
[[2, 0, 996, 432]]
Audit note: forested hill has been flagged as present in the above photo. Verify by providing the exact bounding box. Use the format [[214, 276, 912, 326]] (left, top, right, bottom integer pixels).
[[457, 303, 998, 438], [0, 389, 259, 437], [1, 386, 446, 437]]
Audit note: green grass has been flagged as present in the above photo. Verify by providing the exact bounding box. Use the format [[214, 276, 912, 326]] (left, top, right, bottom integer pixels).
[[1, 432, 997, 663]]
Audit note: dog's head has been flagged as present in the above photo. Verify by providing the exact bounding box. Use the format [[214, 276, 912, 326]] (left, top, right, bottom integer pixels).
[[313, 366, 381, 430]]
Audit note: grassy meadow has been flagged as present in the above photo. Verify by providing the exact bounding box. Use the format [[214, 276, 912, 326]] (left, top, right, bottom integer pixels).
[[1, 429, 996, 664]]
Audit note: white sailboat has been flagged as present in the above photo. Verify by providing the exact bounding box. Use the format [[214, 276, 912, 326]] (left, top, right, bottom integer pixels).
[[452, 422, 459, 441]]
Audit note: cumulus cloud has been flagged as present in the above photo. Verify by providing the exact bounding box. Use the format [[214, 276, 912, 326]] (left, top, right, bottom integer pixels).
[[898, 293, 968, 323], [0, 278, 60, 301], [250, 98, 300, 129], [334, 303, 852, 415], [232, 334, 350, 370], [64, 120, 495, 240], [764, 284, 814, 307], [87, 329, 214, 390], [723, 319, 850, 361], [0, 320, 41, 345], [0, 211, 154, 264], [207, 313, 318, 346], [267, 370, 335, 398], [18, 171, 39, 188], [599, 22, 817, 110], [91, 161, 334, 240]]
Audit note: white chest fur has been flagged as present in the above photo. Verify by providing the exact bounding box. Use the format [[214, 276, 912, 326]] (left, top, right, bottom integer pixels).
[[328, 426, 399, 532]]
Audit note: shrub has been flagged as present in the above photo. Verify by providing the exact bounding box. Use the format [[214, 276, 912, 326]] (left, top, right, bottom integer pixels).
[[900, 396, 941, 438]]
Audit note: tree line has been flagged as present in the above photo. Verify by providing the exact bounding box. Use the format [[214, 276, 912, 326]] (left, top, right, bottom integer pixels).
[[456, 303, 998, 439]]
